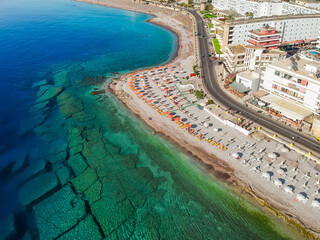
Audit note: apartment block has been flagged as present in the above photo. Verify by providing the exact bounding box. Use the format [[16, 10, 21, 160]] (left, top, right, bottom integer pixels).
[[224, 44, 286, 73], [212, 14, 320, 51], [212, 0, 320, 18], [261, 53, 320, 117]]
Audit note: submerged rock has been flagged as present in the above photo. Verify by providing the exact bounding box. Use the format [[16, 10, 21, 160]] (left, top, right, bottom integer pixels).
[[36, 85, 51, 97], [71, 168, 98, 193], [69, 143, 83, 156], [82, 140, 111, 167], [84, 180, 102, 205], [0, 214, 16, 240], [48, 150, 67, 164], [32, 79, 47, 88], [22, 231, 32, 240], [72, 111, 95, 123], [54, 70, 70, 87], [18, 159, 49, 185], [57, 90, 71, 102], [11, 152, 29, 174], [91, 198, 134, 237], [36, 86, 62, 103], [19, 113, 47, 135], [59, 96, 83, 118], [33, 185, 87, 240], [68, 153, 88, 177], [68, 127, 84, 148], [19, 172, 60, 207], [56, 215, 102, 240], [28, 100, 49, 114], [56, 166, 71, 186]]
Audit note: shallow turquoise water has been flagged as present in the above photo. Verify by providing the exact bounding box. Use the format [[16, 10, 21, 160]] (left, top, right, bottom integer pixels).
[[0, 0, 305, 239]]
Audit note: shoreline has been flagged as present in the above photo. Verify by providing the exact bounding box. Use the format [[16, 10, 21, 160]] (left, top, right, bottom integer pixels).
[[77, 0, 319, 238], [109, 80, 318, 240]]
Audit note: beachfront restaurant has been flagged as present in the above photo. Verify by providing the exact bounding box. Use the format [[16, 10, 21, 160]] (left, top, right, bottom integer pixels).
[[228, 81, 250, 98], [259, 94, 313, 124]]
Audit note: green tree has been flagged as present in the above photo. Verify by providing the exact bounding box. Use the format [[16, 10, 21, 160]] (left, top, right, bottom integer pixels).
[[194, 90, 204, 99]]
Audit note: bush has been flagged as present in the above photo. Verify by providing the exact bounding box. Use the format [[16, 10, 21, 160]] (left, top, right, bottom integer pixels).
[[194, 90, 204, 99]]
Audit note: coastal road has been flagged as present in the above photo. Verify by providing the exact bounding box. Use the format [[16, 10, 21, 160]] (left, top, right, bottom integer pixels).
[[187, 9, 320, 154]]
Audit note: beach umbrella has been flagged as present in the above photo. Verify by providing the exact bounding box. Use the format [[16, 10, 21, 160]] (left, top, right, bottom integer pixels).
[[204, 122, 209, 127], [168, 114, 174, 119], [185, 124, 191, 128], [277, 169, 285, 175], [273, 179, 282, 187], [311, 200, 320, 208], [268, 152, 277, 159], [232, 153, 240, 159], [296, 194, 307, 202], [147, 100, 152, 103], [138, 71, 142, 73], [164, 111, 170, 115], [164, 88, 169, 91], [160, 66, 164, 68], [284, 186, 293, 194], [213, 128, 219, 132], [152, 67, 157, 70], [168, 64, 173, 67], [261, 172, 270, 180], [280, 147, 289, 153], [174, 117, 181, 122]]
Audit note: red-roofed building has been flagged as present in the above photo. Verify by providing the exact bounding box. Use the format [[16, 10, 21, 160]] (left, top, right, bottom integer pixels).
[[248, 26, 281, 49]]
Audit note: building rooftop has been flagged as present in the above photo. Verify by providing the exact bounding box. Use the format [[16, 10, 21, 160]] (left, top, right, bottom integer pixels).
[[270, 57, 320, 82], [221, 13, 320, 25], [227, 44, 246, 54], [249, 29, 281, 36], [238, 69, 261, 81]]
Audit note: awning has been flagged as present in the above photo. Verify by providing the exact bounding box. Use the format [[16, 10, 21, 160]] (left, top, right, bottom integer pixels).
[[229, 82, 250, 93], [261, 94, 312, 121]]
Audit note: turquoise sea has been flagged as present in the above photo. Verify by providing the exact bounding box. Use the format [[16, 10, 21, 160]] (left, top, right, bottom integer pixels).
[[0, 0, 307, 239]]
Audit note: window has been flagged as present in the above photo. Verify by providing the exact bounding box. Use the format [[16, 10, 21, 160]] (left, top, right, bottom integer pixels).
[[275, 71, 280, 76]]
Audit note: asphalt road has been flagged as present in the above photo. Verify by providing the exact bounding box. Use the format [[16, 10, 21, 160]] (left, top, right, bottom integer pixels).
[[187, 9, 320, 154]]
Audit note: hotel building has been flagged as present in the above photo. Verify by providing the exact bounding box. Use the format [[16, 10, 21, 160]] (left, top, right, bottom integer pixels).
[[212, 14, 320, 51], [224, 44, 286, 73], [212, 0, 320, 18], [260, 53, 320, 120]]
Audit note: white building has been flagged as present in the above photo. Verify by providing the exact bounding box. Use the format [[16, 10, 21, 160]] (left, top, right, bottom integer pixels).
[[224, 44, 286, 73], [212, 14, 320, 51], [212, 0, 320, 18], [295, 0, 320, 10], [236, 69, 261, 92], [261, 53, 320, 119]]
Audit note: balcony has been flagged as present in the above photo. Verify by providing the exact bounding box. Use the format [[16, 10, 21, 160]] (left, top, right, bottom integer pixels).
[[248, 36, 281, 42]]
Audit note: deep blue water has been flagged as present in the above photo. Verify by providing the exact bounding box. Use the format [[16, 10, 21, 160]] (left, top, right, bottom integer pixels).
[[0, 0, 303, 239], [0, 0, 175, 219]]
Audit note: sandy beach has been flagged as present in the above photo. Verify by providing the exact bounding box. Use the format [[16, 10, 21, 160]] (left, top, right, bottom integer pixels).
[[77, 0, 320, 238]]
